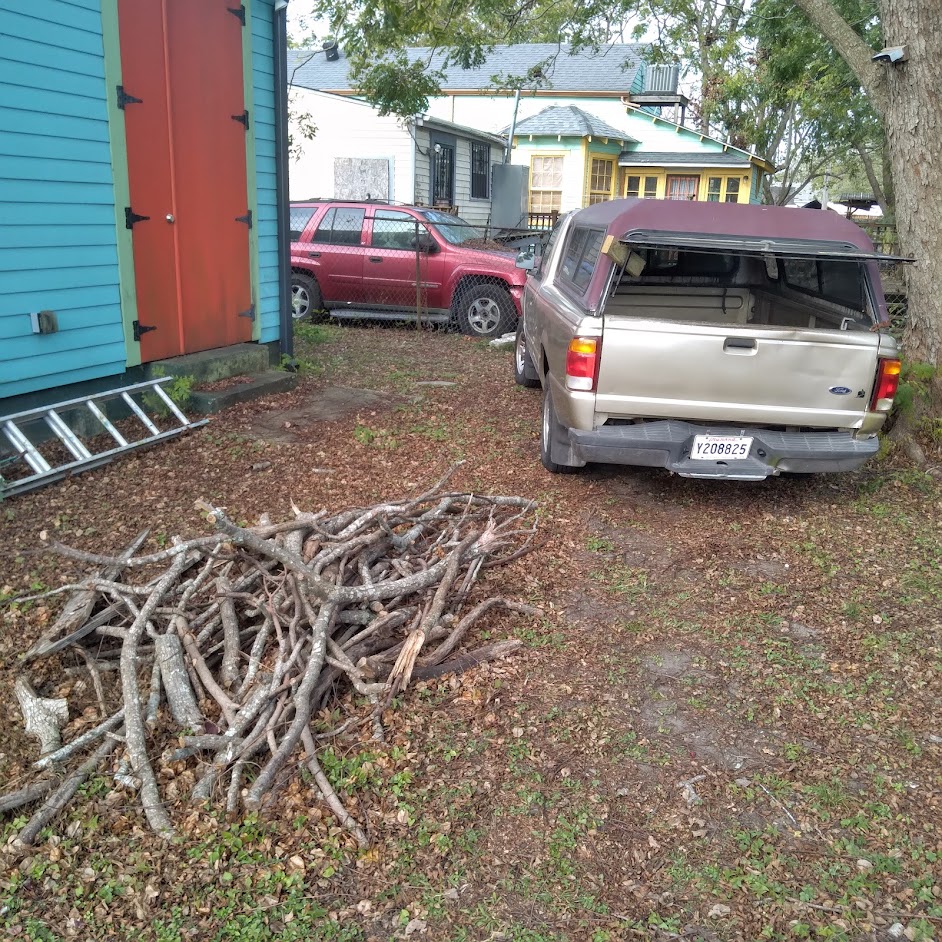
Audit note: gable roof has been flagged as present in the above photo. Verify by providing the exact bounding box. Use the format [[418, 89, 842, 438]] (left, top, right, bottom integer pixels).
[[288, 43, 645, 95], [509, 105, 638, 142]]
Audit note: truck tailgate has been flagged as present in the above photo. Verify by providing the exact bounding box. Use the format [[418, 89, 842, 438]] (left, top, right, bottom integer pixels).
[[595, 318, 883, 428]]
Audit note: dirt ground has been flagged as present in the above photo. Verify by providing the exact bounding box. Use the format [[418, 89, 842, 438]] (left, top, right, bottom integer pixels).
[[1, 323, 940, 942]]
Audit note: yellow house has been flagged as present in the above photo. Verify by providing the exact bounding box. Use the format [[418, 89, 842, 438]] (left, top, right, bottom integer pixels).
[[510, 104, 774, 216]]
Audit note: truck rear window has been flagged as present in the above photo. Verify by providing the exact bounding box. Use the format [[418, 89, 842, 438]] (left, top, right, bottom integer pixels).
[[560, 227, 605, 292], [781, 258, 864, 311]]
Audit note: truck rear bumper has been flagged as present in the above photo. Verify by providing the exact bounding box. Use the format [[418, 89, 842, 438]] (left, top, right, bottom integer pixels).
[[567, 420, 879, 480]]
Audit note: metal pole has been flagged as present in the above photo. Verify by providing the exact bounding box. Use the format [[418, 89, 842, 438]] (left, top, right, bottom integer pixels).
[[415, 220, 423, 330], [505, 88, 521, 164]]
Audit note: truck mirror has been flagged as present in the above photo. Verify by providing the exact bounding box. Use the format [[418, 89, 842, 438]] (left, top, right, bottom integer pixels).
[[515, 248, 536, 270]]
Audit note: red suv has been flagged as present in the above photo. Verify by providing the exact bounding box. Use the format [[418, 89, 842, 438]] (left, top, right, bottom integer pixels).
[[290, 201, 527, 338]]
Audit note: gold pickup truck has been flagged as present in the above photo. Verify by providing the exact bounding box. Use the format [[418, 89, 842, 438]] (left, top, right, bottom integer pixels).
[[513, 199, 904, 481]]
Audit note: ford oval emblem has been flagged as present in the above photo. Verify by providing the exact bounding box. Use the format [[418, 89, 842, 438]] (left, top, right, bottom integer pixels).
[[829, 386, 852, 395]]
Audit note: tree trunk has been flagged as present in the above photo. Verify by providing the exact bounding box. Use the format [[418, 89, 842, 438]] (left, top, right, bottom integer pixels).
[[790, 0, 942, 377], [878, 0, 942, 369]]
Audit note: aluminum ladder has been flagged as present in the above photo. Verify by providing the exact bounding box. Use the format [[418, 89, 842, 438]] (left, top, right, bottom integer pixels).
[[0, 378, 207, 498]]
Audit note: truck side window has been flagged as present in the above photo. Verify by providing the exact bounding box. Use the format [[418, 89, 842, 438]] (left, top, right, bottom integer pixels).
[[535, 218, 564, 278], [560, 227, 605, 293]]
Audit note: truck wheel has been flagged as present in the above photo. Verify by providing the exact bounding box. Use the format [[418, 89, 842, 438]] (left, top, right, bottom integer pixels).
[[454, 283, 516, 338], [540, 386, 581, 474], [514, 322, 540, 388], [291, 272, 322, 321]]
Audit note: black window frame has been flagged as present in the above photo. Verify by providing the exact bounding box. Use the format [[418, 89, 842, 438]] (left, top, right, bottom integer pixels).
[[470, 142, 490, 200], [429, 132, 457, 207]]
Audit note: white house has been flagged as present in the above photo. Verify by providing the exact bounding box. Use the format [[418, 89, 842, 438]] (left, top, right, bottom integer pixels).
[[288, 90, 505, 226]]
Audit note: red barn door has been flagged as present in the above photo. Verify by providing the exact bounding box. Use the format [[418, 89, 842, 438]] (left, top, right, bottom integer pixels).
[[118, 0, 253, 362]]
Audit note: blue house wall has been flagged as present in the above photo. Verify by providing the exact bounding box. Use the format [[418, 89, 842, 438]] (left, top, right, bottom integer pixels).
[[0, 0, 285, 404], [0, 0, 127, 400], [250, 0, 281, 346]]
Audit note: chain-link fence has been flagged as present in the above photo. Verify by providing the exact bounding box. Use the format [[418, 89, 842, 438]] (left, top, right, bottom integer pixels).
[[856, 222, 908, 341], [289, 204, 554, 339]]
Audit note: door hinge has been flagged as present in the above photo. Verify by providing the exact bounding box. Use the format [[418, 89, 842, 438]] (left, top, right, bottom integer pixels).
[[235, 210, 253, 228], [125, 207, 150, 229], [238, 304, 256, 322], [133, 320, 157, 341], [231, 110, 250, 129], [116, 85, 143, 109], [227, 5, 246, 25]]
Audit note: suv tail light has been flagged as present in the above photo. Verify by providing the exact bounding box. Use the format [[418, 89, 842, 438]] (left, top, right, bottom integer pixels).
[[870, 357, 901, 411], [565, 337, 601, 391]]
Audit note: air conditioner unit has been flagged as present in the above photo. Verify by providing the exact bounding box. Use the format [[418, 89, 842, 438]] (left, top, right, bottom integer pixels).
[[644, 64, 680, 94]]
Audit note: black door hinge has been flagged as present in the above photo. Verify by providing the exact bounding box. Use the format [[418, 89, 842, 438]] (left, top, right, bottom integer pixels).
[[235, 210, 253, 228], [231, 110, 250, 129], [125, 207, 150, 229], [238, 304, 256, 321], [227, 5, 246, 24], [116, 85, 143, 109], [133, 321, 157, 341]]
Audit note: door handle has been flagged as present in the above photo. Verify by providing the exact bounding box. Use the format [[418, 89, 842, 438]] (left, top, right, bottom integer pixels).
[[723, 337, 757, 355], [369, 257, 383, 263], [307, 251, 320, 258]]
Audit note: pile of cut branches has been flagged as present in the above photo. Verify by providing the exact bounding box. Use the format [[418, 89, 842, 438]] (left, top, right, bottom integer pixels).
[[3, 472, 539, 846]]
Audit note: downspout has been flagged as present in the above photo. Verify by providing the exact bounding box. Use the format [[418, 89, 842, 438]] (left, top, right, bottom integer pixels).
[[273, 0, 292, 357]]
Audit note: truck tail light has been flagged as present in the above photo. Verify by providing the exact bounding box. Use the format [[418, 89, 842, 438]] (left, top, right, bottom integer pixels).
[[870, 357, 901, 411], [565, 337, 600, 391]]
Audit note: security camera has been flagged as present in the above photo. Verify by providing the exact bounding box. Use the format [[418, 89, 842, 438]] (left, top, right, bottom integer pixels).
[[872, 45, 908, 64]]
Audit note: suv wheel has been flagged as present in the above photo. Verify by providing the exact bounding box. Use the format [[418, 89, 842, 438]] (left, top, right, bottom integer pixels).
[[514, 323, 540, 388], [540, 385, 581, 474], [291, 272, 322, 321], [454, 283, 515, 338]]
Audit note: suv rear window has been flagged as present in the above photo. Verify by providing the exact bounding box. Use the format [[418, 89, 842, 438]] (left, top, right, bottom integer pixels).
[[311, 207, 365, 246], [560, 227, 605, 292]]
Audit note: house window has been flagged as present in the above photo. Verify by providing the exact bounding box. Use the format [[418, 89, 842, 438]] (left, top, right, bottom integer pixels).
[[626, 175, 658, 199], [432, 141, 456, 207], [311, 207, 365, 245], [707, 176, 743, 203], [666, 175, 700, 200], [471, 143, 490, 199], [588, 158, 614, 204], [530, 156, 564, 214]]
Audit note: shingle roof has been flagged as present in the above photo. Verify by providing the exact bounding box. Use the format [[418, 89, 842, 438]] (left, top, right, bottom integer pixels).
[[618, 151, 753, 167], [288, 43, 645, 94], [509, 105, 638, 141]]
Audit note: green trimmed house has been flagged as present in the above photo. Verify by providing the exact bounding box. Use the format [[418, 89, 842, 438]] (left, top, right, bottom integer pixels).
[[510, 104, 773, 215], [0, 0, 292, 407]]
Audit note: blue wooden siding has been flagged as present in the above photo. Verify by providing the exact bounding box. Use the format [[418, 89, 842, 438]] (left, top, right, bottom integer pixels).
[[250, 0, 281, 345], [0, 0, 126, 400]]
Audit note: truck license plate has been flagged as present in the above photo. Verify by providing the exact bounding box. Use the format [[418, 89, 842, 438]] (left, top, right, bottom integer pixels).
[[691, 435, 753, 460]]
